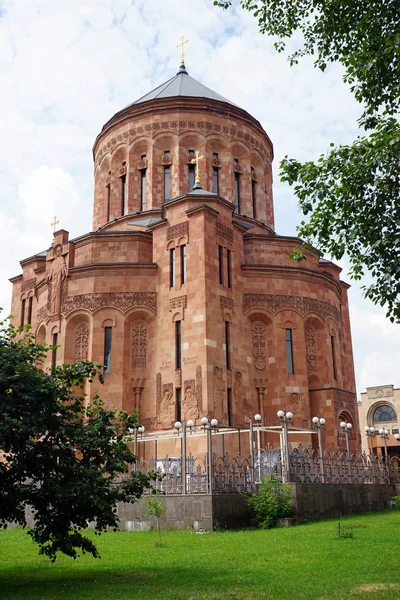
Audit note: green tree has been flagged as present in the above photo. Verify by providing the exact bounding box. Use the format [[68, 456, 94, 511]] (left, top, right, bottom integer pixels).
[[0, 320, 155, 561], [243, 474, 292, 529], [144, 492, 167, 546], [215, 1, 400, 321]]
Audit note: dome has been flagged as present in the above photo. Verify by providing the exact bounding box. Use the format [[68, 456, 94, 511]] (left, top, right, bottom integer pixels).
[[127, 64, 240, 109]]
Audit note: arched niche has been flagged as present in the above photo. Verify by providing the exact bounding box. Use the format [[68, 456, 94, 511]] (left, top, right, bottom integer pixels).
[[36, 324, 46, 345], [64, 312, 91, 364], [152, 133, 178, 205], [206, 136, 230, 197], [367, 401, 397, 426], [129, 139, 151, 213], [110, 145, 129, 220], [94, 155, 112, 228], [304, 315, 325, 377], [123, 309, 155, 375], [246, 310, 273, 373]]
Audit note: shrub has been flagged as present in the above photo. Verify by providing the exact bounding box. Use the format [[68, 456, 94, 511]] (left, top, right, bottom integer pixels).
[[392, 496, 400, 510], [243, 475, 292, 529]]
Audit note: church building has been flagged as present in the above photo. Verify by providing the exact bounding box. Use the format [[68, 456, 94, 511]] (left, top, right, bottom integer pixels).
[[10, 54, 360, 454]]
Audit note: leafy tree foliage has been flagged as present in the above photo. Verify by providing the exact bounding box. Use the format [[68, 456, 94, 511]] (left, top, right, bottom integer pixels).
[[243, 474, 292, 529], [216, 1, 400, 320], [0, 320, 155, 561]]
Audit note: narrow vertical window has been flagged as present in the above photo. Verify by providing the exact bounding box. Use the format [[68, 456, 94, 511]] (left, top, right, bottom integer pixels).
[[27, 296, 33, 325], [188, 149, 195, 191], [285, 328, 294, 375], [251, 168, 257, 219], [218, 245, 224, 285], [331, 335, 337, 380], [227, 388, 232, 426], [20, 298, 26, 328], [52, 333, 58, 368], [176, 388, 182, 422], [170, 248, 176, 288], [180, 244, 187, 285], [227, 249, 232, 289], [140, 154, 146, 211], [213, 153, 219, 194], [121, 163, 127, 216], [225, 321, 231, 370], [175, 320, 182, 370], [104, 326, 112, 374], [106, 183, 111, 221], [234, 159, 241, 213], [164, 151, 171, 201]]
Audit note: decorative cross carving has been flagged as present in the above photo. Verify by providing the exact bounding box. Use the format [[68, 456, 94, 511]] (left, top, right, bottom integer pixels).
[[177, 35, 189, 65]]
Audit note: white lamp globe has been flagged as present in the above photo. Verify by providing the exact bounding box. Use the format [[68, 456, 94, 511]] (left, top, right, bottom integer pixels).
[[312, 416, 320, 424], [286, 412, 293, 420], [138, 426, 145, 433], [201, 417, 209, 426], [277, 410, 284, 418], [379, 428, 384, 435], [320, 418, 326, 426], [365, 426, 370, 432], [347, 423, 352, 430], [174, 421, 182, 429], [187, 420, 194, 428], [254, 414, 262, 422], [340, 421, 346, 429], [210, 418, 218, 427]]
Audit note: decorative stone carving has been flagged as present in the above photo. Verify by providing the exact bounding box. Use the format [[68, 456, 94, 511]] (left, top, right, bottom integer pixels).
[[161, 155, 172, 165], [21, 278, 36, 293], [305, 325, 318, 372], [333, 389, 357, 419], [251, 169, 258, 182], [160, 383, 175, 425], [213, 366, 225, 418], [289, 392, 309, 428], [233, 161, 242, 174], [156, 372, 162, 412], [216, 222, 233, 243], [96, 121, 270, 166], [138, 159, 148, 170], [234, 371, 251, 424], [252, 321, 266, 370], [195, 366, 202, 412], [132, 320, 147, 369], [141, 417, 157, 429], [212, 157, 221, 168], [61, 291, 157, 315], [119, 164, 127, 176], [226, 370, 232, 388], [175, 369, 182, 388], [74, 323, 89, 362], [220, 297, 234, 311], [47, 245, 68, 315], [37, 306, 47, 324], [169, 296, 187, 311], [183, 379, 198, 421], [243, 293, 341, 324], [166, 221, 188, 242]]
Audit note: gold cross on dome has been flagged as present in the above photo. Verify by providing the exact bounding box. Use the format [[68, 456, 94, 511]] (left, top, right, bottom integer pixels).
[[50, 215, 59, 242], [190, 150, 203, 183], [177, 34, 189, 65]]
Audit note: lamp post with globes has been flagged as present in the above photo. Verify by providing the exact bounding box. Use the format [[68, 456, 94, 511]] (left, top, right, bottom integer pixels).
[[174, 419, 196, 495], [277, 410, 293, 482], [378, 428, 390, 462], [364, 425, 376, 480], [312, 416, 326, 483], [254, 414, 262, 481], [340, 420, 353, 477], [200, 417, 219, 494]]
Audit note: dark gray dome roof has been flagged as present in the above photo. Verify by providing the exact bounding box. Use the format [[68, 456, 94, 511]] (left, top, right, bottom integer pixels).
[[126, 64, 240, 109]]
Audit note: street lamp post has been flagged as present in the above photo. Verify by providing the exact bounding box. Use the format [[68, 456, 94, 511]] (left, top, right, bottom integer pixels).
[[277, 410, 293, 482], [364, 426, 376, 481], [254, 414, 262, 481], [340, 421, 353, 479], [201, 417, 218, 494], [312, 416, 326, 483], [378, 428, 390, 462]]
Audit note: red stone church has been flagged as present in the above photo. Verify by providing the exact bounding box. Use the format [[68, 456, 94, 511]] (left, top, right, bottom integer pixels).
[[10, 60, 360, 453]]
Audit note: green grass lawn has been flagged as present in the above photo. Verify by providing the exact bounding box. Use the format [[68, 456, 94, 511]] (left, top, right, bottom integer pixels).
[[1, 511, 399, 600]]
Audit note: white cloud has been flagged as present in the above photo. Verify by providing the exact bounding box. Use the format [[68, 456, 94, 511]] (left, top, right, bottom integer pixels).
[[0, 0, 399, 393]]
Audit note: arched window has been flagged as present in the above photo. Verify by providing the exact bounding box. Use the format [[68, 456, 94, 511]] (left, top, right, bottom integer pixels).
[[74, 323, 89, 362], [132, 320, 147, 369], [372, 405, 397, 422]]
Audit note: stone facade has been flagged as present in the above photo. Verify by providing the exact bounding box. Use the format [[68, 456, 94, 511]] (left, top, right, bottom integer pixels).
[[10, 63, 359, 455], [358, 385, 400, 456]]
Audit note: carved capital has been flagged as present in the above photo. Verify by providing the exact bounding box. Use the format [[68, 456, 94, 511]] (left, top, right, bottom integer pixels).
[[161, 155, 172, 166], [212, 157, 221, 168], [138, 159, 148, 170]]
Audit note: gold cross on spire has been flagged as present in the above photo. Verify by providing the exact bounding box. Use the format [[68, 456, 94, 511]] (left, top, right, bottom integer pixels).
[[50, 215, 59, 242], [177, 34, 189, 65], [190, 150, 203, 184]]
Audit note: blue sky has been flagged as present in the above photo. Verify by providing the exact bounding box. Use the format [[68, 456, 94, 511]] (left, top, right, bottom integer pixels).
[[0, 0, 399, 395]]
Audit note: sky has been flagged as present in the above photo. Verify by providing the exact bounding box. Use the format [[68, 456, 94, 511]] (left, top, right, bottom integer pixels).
[[0, 0, 399, 397]]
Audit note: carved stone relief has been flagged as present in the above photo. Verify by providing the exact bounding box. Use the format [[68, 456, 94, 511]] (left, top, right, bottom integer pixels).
[[252, 321, 266, 370], [169, 296, 187, 311], [305, 325, 318, 372], [216, 222, 233, 244], [132, 320, 147, 369], [289, 392, 309, 428], [61, 291, 157, 316], [195, 366, 202, 411], [96, 120, 270, 166], [74, 323, 89, 362], [213, 366, 225, 421], [243, 293, 341, 324], [234, 371, 251, 425], [47, 245, 68, 315], [21, 278, 36, 293], [183, 380, 198, 421], [160, 383, 175, 425], [220, 297, 234, 311], [166, 221, 188, 242]]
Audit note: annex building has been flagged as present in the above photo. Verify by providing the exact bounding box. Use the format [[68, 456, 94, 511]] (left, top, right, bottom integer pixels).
[[10, 57, 360, 455]]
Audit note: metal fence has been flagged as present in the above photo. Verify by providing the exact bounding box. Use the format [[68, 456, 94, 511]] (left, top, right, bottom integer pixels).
[[131, 445, 400, 495]]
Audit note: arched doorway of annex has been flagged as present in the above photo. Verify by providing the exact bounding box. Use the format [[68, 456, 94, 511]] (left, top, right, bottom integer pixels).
[[64, 310, 92, 365], [244, 308, 273, 446], [122, 307, 156, 417]]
